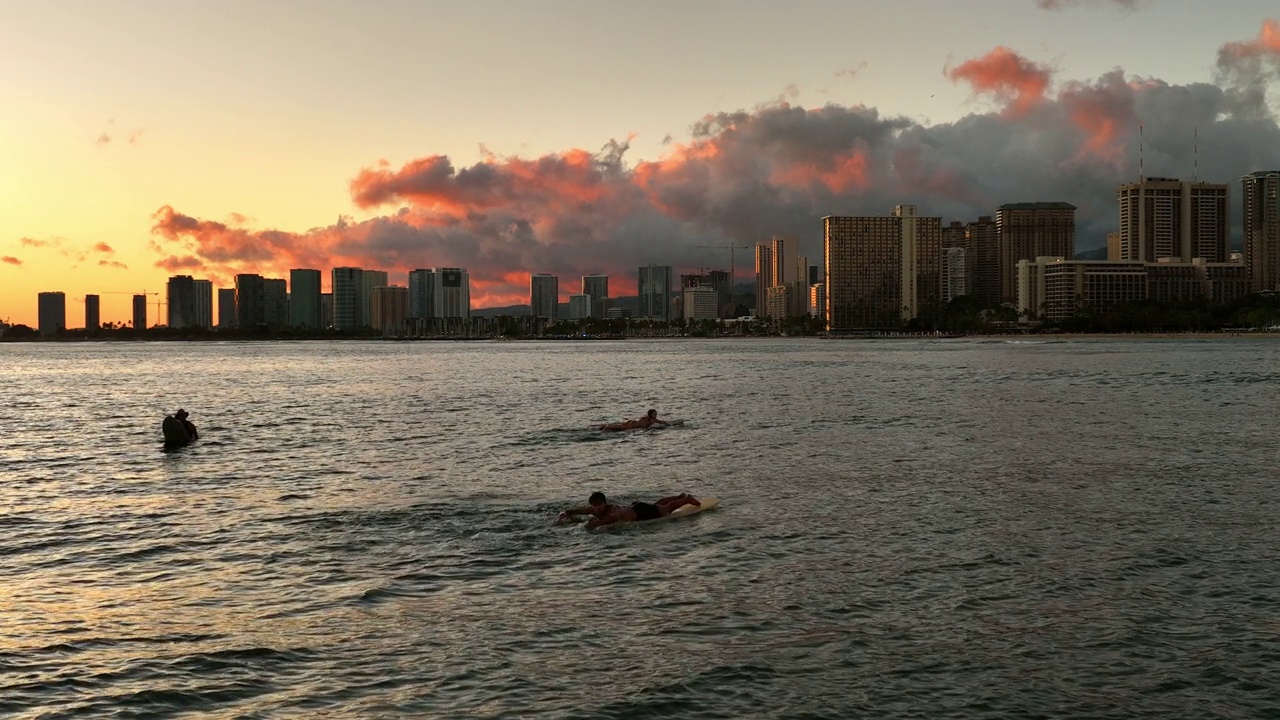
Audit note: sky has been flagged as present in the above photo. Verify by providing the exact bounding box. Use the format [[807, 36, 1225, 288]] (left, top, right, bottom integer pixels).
[[3, 0, 1280, 327]]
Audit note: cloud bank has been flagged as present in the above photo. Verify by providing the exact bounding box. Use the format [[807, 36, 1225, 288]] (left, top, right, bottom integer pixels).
[[149, 20, 1280, 308]]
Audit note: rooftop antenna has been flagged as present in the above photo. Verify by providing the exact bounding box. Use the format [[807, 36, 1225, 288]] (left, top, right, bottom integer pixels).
[[1193, 125, 1198, 183]]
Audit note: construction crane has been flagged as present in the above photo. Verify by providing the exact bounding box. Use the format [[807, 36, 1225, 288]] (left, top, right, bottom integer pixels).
[[101, 291, 164, 327], [697, 244, 750, 295]]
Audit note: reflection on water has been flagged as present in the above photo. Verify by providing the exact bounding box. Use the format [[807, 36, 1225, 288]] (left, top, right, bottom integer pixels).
[[1, 338, 1278, 718]]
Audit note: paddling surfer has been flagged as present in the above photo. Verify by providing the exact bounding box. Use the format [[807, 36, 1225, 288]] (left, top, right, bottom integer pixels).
[[175, 408, 198, 440], [556, 491, 700, 529], [599, 409, 668, 432]]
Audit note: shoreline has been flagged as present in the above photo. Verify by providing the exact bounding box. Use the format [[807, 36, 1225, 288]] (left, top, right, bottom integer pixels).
[[944, 332, 1280, 341], [5, 331, 1280, 344]]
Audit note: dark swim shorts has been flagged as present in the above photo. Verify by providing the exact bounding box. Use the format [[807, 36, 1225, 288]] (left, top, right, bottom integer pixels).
[[631, 501, 661, 521]]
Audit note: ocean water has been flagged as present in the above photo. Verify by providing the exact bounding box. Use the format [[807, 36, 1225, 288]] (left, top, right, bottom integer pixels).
[[1, 337, 1278, 719]]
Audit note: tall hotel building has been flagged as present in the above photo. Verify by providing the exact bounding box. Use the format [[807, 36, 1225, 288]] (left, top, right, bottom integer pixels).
[[264, 278, 288, 326], [1117, 177, 1228, 264], [967, 216, 1000, 308], [217, 288, 236, 328], [290, 269, 323, 328], [370, 286, 409, 334], [169, 275, 212, 328], [1243, 171, 1280, 291], [409, 268, 471, 320], [530, 273, 558, 320], [941, 222, 969, 304], [234, 274, 266, 328], [193, 279, 212, 328], [823, 205, 942, 330], [167, 275, 197, 328], [997, 202, 1076, 304], [581, 274, 609, 319], [360, 270, 389, 327], [332, 267, 364, 330], [132, 294, 147, 330], [754, 244, 772, 318], [638, 264, 673, 321], [37, 291, 66, 335], [84, 294, 100, 330]]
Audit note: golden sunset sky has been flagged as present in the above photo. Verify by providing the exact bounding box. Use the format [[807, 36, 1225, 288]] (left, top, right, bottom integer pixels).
[[3, 0, 1279, 326]]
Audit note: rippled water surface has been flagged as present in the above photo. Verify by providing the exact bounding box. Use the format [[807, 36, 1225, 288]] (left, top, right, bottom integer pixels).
[[2, 338, 1279, 718]]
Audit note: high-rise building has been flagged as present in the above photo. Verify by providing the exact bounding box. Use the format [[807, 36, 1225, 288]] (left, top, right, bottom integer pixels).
[[167, 275, 196, 328], [530, 273, 558, 320], [408, 268, 471, 320], [682, 271, 730, 316], [754, 243, 772, 318], [809, 283, 826, 321], [942, 221, 970, 302], [290, 269, 322, 328], [997, 202, 1077, 304], [435, 268, 470, 319], [769, 235, 797, 289], [770, 235, 806, 319], [637, 264, 673, 321], [682, 285, 718, 321], [823, 205, 943, 330], [370, 285, 408, 334], [1106, 232, 1122, 262], [192, 279, 212, 328], [264, 278, 288, 326], [360, 270, 388, 327], [942, 247, 968, 303], [332, 267, 364, 330], [132, 294, 147, 330], [568, 294, 592, 320], [408, 269, 433, 319], [37, 292, 65, 335], [808, 265, 819, 286], [1243, 171, 1280, 291], [581, 274, 609, 319], [755, 236, 808, 319], [1117, 178, 1228, 264], [234, 274, 265, 328], [217, 288, 236, 328], [84, 294, 100, 330], [967, 216, 1000, 308], [321, 293, 333, 329]]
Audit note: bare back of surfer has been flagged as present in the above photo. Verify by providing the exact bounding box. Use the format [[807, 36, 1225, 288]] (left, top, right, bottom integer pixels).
[[599, 409, 668, 432], [556, 491, 699, 529]]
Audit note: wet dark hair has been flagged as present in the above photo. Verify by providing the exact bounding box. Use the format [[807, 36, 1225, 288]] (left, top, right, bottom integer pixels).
[[588, 491, 607, 505], [647, 409, 657, 417]]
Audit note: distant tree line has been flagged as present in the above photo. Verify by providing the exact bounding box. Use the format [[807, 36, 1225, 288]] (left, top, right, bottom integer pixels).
[[905, 293, 1280, 334]]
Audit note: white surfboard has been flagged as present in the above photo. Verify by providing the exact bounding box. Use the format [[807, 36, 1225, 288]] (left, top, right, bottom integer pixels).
[[590, 497, 720, 532]]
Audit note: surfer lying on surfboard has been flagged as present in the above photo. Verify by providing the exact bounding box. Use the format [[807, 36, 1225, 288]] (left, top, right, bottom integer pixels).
[[557, 491, 701, 529], [599, 409, 668, 432]]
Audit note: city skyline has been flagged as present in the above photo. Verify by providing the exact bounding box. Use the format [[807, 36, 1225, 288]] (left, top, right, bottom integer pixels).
[[4, 3, 1280, 327]]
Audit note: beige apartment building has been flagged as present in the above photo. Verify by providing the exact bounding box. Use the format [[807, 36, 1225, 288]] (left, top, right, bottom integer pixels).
[[1117, 177, 1229, 263], [823, 205, 942, 330], [1243, 171, 1280, 291], [1019, 257, 1251, 321], [998, 202, 1077, 304], [1017, 258, 1146, 321]]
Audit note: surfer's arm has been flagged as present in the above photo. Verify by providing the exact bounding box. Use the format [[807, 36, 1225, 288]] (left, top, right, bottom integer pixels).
[[556, 506, 592, 523], [585, 514, 620, 530]]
